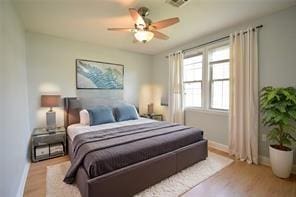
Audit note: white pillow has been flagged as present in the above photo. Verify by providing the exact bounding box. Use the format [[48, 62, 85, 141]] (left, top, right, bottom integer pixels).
[[79, 109, 90, 126]]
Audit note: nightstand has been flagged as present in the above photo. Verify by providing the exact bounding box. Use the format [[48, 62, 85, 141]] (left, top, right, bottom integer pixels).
[[141, 114, 163, 121], [31, 126, 66, 162]]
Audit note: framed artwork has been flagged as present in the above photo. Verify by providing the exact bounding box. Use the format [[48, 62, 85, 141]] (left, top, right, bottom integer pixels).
[[76, 59, 124, 89]]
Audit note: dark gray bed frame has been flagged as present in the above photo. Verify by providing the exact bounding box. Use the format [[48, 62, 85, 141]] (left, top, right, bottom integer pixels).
[[64, 97, 208, 197]]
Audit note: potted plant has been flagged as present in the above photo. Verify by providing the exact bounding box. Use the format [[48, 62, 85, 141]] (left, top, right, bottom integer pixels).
[[260, 86, 296, 178]]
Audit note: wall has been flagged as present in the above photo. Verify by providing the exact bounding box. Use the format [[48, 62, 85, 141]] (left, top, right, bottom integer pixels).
[[0, 3, 4, 196], [0, 1, 31, 196], [26, 32, 153, 129], [152, 6, 296, 160]]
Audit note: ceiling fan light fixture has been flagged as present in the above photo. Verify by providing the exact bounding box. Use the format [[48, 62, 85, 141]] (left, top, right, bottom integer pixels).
[[108, 7, 179, 43], [134, 30, 154, 43]]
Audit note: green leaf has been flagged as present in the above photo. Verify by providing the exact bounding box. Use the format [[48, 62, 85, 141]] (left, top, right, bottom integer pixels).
[[288, 111, 296, 120], [267, 128, 280, 144]]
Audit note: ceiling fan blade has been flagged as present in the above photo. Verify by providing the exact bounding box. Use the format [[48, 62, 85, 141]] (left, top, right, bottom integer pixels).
[[107, 28, 134, 32], [129, 8, 146, 27], [152, 31, 169, 40], [151, 17, 180, 30]]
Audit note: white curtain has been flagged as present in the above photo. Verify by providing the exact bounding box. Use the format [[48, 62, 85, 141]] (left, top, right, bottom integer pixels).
[[168, 51, 184, 124], [229, 28, 259, 164]]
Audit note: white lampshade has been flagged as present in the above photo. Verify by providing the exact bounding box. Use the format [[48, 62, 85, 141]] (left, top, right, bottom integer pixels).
[[134, 30, 154, 43]]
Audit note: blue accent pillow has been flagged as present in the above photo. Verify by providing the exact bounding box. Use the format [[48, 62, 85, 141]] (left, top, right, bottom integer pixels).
[[114, 104, 139, 122], [87, 106, 115, 126]]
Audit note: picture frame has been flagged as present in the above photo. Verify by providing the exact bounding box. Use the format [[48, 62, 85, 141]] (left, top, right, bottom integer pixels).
[[76, 59, 124, 89]]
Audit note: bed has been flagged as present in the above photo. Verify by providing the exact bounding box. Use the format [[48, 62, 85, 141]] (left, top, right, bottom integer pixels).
[[64, 97, 208, 197]]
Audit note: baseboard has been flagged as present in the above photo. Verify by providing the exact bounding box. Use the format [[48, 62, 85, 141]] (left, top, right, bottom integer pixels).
[[208, 141, 296, 175], [259, 156, 296, 175], [16, 161, 30, 197], [208, 140, 229, 153]]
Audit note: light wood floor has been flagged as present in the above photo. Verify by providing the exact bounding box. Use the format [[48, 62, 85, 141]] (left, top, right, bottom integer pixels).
[[24, 147, 296, 197]]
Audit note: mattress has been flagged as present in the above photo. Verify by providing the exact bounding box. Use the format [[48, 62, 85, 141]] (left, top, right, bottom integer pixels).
[[64, 121, 204, 184], [67, 118, 156, 140]]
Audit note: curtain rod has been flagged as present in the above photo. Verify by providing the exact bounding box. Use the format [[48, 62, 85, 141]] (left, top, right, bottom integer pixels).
[[165, 25, 263, 58]]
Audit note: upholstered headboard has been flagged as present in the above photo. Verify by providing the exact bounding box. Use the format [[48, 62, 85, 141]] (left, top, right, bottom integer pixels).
[[64, 96, 130, 128], [64, 97, 82, 128]]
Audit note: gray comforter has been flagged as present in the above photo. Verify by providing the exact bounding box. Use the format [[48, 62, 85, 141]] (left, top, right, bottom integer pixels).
[[64, 121, 204, 184]]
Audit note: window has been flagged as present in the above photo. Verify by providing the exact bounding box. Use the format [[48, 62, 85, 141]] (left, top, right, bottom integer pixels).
[[209, 45, 230, 110], [183, 42, 230, 111], [183, 54, 203, 107]]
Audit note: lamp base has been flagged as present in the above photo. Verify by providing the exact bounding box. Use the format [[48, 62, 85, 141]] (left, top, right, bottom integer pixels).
[[46, 111, 56, 131]]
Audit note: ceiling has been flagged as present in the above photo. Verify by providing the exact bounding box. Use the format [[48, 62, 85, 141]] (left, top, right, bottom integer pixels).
[[14, 0, 296, 55]]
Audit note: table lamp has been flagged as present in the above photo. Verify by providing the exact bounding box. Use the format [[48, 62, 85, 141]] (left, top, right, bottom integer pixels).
[[161, 96, 168, 106], [148, 103, 154, 115], [41, 95, 61, 131]]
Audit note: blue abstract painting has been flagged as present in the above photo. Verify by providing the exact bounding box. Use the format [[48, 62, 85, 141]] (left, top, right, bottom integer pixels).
[[76, 59, 124, 89]]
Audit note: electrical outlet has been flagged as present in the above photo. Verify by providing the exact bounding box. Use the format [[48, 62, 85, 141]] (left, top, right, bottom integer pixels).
[[261, 134, 267, 142]]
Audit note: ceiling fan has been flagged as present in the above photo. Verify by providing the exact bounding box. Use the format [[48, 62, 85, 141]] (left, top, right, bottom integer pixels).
[[107, 7, 180, 43]]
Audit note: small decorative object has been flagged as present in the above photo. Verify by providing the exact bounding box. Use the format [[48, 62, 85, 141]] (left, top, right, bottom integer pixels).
[[41, 95, 61, 131], [148, 103, 154, 115], [76, 59, 124, 89], [260, 86, 296, 178]]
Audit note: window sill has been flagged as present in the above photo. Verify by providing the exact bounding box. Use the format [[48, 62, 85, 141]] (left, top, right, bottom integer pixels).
[[185, 107, 229, 116]]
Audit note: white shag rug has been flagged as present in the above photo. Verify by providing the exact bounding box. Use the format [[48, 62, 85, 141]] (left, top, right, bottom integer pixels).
[[46, 152, 233, 197]]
